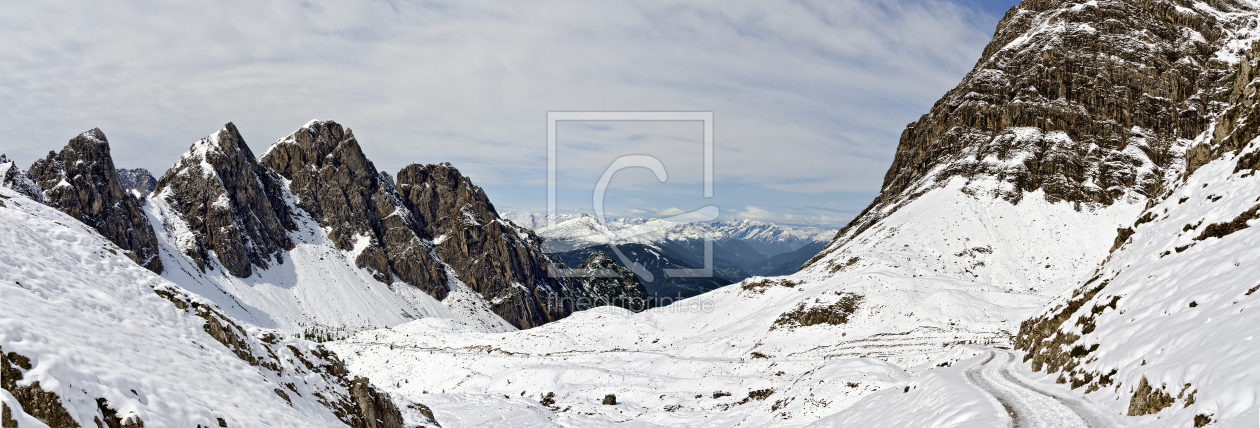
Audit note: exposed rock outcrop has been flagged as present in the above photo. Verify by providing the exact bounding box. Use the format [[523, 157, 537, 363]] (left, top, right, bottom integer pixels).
[[1189, 38, 1260, 174], [348, 377, 407, 428], [154, 123, 296, 278], [153, 284, 407, 428], [116, 167, 157, 195], [0, 155, 42, 202], [1, 347, 80, 427], [572, 251, 652, 312], [26, 129, 164, 273], [260, 120, 451, 299], [396, 162, 576, 328]]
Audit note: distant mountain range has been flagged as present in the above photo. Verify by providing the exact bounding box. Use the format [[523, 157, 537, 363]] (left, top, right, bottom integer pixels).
[[504, 213, 836, 298]]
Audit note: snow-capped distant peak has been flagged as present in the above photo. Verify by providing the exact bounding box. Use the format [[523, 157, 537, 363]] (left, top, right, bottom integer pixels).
[[503, 212, 837, 249]]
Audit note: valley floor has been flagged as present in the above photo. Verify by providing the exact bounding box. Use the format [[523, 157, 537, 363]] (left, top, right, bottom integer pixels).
[[329, 324, 1140, 428]]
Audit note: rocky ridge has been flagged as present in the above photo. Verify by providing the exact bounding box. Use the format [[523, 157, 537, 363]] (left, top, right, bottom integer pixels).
[[26, 129, 164, 273], [792, 0, 1260, 425], [13, 120, 583, 333], [808, 0, 1259, 268], [143, 119, 577, 330], [1015, 35, 1260, 426], [260, 121, 452, 301]]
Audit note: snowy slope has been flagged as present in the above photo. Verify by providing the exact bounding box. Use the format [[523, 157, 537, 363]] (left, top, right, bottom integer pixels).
[[1014, 136, 1260, 428], [0, 186, 413, 427]]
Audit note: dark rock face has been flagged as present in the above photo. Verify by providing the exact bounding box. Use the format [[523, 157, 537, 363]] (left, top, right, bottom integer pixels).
[[572, 251, 652, 312], [879, 0, 1248, 205], [809, 0, 1256, 268], [260, 120, 450, 300], [396, 162, 575, 328], [0, 155, 43, 202], [116, 168, 157, 195], [27, 129, 164, 273], [154, 123, 295, 278]]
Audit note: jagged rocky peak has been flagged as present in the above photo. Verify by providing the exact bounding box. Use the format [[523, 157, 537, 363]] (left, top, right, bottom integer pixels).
[[809, 0, 1257, 267], [396, 162, 577, 328], [0, 154, 43, 202], [155, 122, 296, 278], [26, 128, 163, 273], [115, 167, 156, 195], [260, 120, 451, 299]]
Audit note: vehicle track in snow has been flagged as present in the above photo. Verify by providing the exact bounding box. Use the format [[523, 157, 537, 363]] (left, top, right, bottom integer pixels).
[[965, 349, 1122, 428]]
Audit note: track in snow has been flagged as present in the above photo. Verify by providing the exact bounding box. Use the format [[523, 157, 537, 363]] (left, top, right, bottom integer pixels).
[[965, 350, 1123, 428]]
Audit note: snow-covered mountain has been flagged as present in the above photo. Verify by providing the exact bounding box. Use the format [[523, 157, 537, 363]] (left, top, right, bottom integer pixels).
[[8, 121, 661, 338], [504, 212, 834, 252], [3, 120, 658, 427], [1015, 32, 1260, 426]]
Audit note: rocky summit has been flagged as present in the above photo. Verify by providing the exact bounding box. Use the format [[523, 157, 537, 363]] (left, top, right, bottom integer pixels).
[[396, 162, 577, 327], [26, 128, 164, 273], [154, 123, 296, 278], [260, 121, 453, 300]]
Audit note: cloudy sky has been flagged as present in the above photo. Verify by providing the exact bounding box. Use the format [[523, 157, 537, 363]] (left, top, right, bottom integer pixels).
[[0, 0, 1016, 228]]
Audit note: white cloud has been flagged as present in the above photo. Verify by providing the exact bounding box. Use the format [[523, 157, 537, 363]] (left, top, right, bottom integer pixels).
[[737, 205, 777, 221], [658, 207, 687, 216], [0, 0, 996, 226]]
